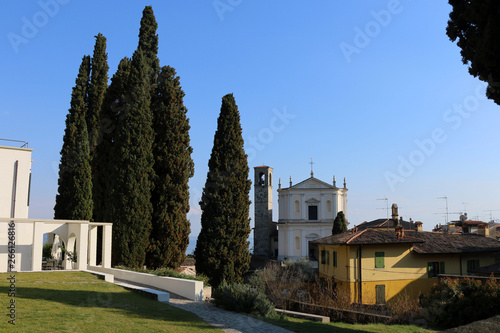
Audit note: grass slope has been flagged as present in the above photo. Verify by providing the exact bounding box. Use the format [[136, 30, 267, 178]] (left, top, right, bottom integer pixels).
[[0, 271, 222, 333]]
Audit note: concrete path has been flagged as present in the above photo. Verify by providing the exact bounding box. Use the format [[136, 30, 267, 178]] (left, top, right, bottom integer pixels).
[[169, 295, 293, 333]]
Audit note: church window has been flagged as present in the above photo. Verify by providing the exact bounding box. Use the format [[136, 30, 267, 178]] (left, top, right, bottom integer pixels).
[[295, 200, 300, 213], [308, 205, 318, 220], [269, 174, 272, 186], [295, 237, 300, 250], [327, 200, 332, 212], [259, 172, 265, 186]]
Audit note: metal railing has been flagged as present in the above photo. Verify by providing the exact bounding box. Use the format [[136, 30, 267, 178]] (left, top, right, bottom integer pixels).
[[0, 139, 29, 148]]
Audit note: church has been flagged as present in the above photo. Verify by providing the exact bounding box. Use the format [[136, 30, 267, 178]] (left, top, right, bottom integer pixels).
[[253, 165, 348, 262]]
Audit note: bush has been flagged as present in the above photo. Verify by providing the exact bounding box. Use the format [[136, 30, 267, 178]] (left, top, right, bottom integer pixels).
[[114, 266, 210, 285], [43, 243, 53, 259], [212, 282, 275, 317], [422, 277, 500, 328]]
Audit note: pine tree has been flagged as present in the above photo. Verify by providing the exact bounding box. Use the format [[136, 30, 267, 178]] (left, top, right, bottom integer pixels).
[[332, 211, 348, 235], [110, 49, 154, 267], [87, 33, 109, 157], [147, 66, 194, 269], [138, 6, 160, 87], [54, 56, 93, 221], [93, 57, 131, 223], [195, 94, 251, 287]]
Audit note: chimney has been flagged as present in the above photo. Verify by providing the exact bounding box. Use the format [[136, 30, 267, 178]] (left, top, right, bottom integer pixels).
[[478, 223, 490, 237], [415, 221, 423, 232], [395, 225, 404, 239], [391, 203, 398, 222]]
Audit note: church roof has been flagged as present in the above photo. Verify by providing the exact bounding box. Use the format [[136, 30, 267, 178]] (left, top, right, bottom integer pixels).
[[279, 176, 338, 191]]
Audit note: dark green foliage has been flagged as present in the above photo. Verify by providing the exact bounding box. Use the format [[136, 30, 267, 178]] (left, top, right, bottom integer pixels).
[[147, 66, 194, 269], [54, 56, 93, 221], [332, 211, 348, 235], [138, 6, 160, 87], [87, 33, 109, 157], [93, 57, 131, 224], [422, 277, 500, 328], [43, 243, 53, 259], [195, 94, 251, 287], [109, 49, 154, 268], [447, 0, 500, 105], [212, 282, 276, 317]]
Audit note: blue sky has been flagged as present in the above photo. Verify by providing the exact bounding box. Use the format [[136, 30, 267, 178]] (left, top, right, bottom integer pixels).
[[2, 1, 500, 254]]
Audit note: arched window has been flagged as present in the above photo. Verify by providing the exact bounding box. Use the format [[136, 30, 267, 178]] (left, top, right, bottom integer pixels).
[[259, 172, 265, 186]]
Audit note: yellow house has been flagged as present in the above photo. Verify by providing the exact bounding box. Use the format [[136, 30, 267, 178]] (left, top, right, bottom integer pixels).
[[312, 225, 500, 305]]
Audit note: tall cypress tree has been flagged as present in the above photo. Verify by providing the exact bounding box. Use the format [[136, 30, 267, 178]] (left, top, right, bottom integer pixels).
[[54, 56, 93, 221], [87, 33, 109, 157], [93, 57, 131, 224], [195, 93, 251, 287], [110, 49, 154, 267], [332, 211, 348, 235], [138, 6, 159, 87], [147, 66, 194, 269]]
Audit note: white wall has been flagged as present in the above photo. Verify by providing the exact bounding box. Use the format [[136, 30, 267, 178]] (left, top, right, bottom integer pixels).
[[0, 146, 33, 219]]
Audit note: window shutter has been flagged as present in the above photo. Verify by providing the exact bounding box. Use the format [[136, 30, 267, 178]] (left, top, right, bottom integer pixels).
[[440, 262, 445, 275], [428, 262, 433, 278], [375, 252, 384, 268]]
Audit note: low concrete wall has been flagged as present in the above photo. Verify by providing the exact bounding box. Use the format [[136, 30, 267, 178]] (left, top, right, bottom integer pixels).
[[88, 266, 206, 301]]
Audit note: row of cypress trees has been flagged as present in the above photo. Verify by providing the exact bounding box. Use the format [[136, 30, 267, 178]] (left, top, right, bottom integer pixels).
[[55, 7, 194, 269]]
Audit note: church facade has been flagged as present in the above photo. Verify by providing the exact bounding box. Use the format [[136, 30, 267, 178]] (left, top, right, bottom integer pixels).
[[253, 165, 348, 261]]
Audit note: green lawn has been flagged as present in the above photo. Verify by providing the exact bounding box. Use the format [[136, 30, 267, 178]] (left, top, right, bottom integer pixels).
[[0, 271, 222, 332]]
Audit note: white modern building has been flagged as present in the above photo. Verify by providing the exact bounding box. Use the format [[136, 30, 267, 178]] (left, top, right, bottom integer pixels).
[[0, 141, 112, 272]]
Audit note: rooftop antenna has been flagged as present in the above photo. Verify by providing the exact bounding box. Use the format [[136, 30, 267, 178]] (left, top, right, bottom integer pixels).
[[461, 202, 469, 213], [483, 210, 500, 221], [437, 196, 449, 224], [377, 198, 389, 219], [309, 158, 314, 177]]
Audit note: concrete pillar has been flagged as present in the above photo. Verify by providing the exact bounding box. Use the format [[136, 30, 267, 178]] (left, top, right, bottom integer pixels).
[[320, 193, 325, 221], [32, 221, 44, 271], [88, 225, 97, 266], [287, 227, 293, 258], [301, 194, 306, 220], [75, 223, 88, 270], [288, 194, 293, 220], [102, 224, 112, 268]]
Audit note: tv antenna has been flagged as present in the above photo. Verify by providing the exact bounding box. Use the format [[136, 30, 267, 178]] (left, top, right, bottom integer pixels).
[[377, 197, 389, 219], [437, 196, 449, 224]]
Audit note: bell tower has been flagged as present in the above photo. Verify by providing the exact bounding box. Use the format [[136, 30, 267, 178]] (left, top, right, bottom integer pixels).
[[254, 166, 274, 257]]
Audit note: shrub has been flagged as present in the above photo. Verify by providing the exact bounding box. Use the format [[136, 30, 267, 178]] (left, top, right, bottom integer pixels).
[[212, 282, 275, 317], [422, 277, 500, 328], [387, 291, 421, 323], [43, 243, 53, 259]]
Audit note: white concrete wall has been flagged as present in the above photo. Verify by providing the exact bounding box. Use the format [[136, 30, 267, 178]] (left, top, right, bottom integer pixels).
[[0, 146, 33, 219], [88, 266, 206, 301]]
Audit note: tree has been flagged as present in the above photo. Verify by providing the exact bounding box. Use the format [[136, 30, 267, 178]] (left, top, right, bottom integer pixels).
[[147, 66, 194, 269], [109, 49, 154, 268], [93, 57, 131, 224], [87, 33, 109, 157], [447, 0, 500, 105], [54, 56, 93, 221], [332, 211, 347, 235], [137, 5, 160, 87], [195, 94, 251, 287]]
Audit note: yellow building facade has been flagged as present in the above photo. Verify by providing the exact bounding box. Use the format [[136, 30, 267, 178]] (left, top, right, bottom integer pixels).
[[314, 227, 500, 305]]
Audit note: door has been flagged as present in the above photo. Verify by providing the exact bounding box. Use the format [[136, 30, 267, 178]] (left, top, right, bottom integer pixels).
[[375, 285, 385, 305]]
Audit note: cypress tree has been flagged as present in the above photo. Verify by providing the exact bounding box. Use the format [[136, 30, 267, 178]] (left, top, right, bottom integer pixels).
[[87, 33, 109, 157], [195, 93, 251, 287], [147, 66, 194, 269], [54, 56, 93, 221], [110, 49, 154, 268], [93, 57, 131, 223], [137, 6, 160, 87], [332, 211, 348, 235]]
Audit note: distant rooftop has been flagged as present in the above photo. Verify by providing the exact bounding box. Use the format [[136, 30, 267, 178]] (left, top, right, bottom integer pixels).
[[0, 139, 29, 148]]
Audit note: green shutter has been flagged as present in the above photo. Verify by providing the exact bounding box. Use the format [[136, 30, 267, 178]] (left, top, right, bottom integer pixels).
[[440, 262, 445, 275], [333, 251, 337, 267], [375, 252, 385, 268], [326, 251, 330, 265], [428, 262, 433, 278], [321, 250, 326, 264]]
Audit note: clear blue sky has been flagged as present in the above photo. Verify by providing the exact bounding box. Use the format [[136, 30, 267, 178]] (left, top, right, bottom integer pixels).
[[2, 1, 500, 253]]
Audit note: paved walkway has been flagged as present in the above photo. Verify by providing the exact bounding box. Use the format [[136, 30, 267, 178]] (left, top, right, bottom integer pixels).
[[168, 295, 293, 333]]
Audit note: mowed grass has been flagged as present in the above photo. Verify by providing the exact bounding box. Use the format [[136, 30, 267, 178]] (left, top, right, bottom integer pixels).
[[0, 271, 222, 333]]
